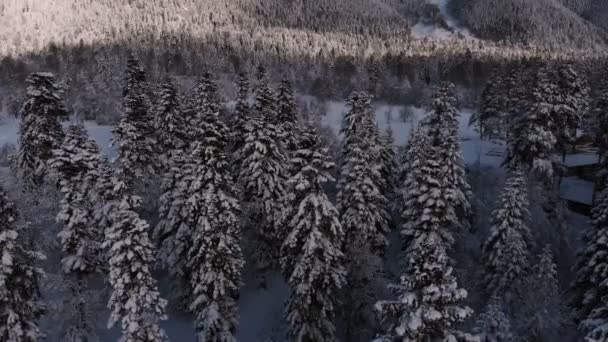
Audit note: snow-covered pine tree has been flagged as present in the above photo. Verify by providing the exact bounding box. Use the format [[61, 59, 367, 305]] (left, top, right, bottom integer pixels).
[[504, 65, 558, 177], [473, 67, 507, 140], [589, 66, 608, 192], [17, 72, 67, 189], [112, 54, 156, 184], [553, 63, 590, 157], [237, 68, 288, 269], [396, 125, 430, 217], [375, 133, 472, 340], [276, 78, 300, 153], [482, 168, 530, 296], [425, 82, 472, 229], [0, 185, 45, 342], [253, 66, 277, 120], [474, 297, 514, 342], [231, 72, 251, 158], [51, 124, 103, 274], [155, 77, 187, 166], [337, 92, 390, 255], [280, 124, 346, 342], [103, 194, 168, 342], [571, 179, 608, 341], [50, 124, 109, 340], [193, 72, 224, 128], [154, 148, 192, 275], [184, 74, 244, 342], [521, 245, 562, 341], [378, 126, 397, 203], [337, 93, 390, 340]]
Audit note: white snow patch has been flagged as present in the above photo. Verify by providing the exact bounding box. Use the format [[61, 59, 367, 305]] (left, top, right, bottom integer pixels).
[[0, 117, 116, 158], [321, 102, 504, 168]]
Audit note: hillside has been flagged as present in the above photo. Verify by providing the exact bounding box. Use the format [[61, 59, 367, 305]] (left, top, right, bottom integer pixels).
[[453, 0, 608, 48], [2, 0, 608, 60]]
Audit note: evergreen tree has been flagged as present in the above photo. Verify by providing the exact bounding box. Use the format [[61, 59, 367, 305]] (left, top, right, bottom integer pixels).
[[397, 125, 430, 216], [338, 92, 389, 340], [521, 245, 562, 341], [276, 78, 300, 152], [253, 66, 277, 120], [231, 72, 251, 158], [338, 92, 390, 255], [482, 169, 530, 296], [474, 297, 514, 342], [472, 67, 507, 140], [280, 124, 346, 342], [113, 55, 156, 184], [378, 127, 397, 202], [103, 195, 168, 342], [425, 82, 472, 228], [185, 76, 244, 342], [553, 63, 590, 156], [375, 137, 472, 340], [0, 186, 45, 342], [193, 72, 224, 127], [237, 68, 288, 269], [571, 180, 608, 341], [51, 124, 103, 274], [586, 67, 608, 169], [17, 72, 67, 189], [504, 65, 558, 177], [155, 77, 187, 163], [154, 148, 192, 275]]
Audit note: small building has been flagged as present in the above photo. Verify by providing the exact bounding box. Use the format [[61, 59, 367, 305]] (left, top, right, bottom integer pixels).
[[560, 149, 600, 216], [560, 176, 595, 216]]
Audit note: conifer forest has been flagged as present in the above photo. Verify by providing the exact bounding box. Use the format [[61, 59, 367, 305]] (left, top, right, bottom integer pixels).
[[4, 1, 608, 341]]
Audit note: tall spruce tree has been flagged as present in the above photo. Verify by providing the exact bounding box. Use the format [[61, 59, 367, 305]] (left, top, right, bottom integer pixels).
[[504, 65, 558, 177], [590, 66, 608, 160], [231, 72, 251, 158], [473, 67, 507, 140], [338, 92, 389, 340], [0, 186, 45, 342], [104, 194, 168, 342], [378, 127, 397, 203], [185, 74, 244, 342], [51, 124, 103, 274], [571, 179, 608, 341], [425, 82, 472, 228], [237, 67, 288, 269], [276, 78, 300, 153], [112, 55, 156, 184], [17, 72, 67, 189], [50, 124, 108, 341], [281, 124, 346, 342], [375, 131, 472, 340], [155, 77, 187, 163], [482, 168, 530, 296], [338, 92, 390, 255], [474, 297, 514, 342], [154, 148, 193, 276], [397, 125, 430, 218], [553, 63, 590, 157], [521, 245, 562, 341]]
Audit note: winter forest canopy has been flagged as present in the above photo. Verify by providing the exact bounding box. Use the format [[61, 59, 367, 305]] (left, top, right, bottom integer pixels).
[[3, 1, 608, 342]]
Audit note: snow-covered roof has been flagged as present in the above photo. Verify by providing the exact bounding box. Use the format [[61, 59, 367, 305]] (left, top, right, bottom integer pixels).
[[563, 153, 599, 167], [560, 176, 594, 205]]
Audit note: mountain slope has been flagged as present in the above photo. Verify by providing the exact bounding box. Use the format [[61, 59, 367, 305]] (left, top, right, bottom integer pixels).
[[453, 0, 608, 48]]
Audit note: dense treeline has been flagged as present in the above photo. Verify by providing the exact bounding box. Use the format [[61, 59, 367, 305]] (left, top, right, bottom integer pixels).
[[2, 51, 608, 341]]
